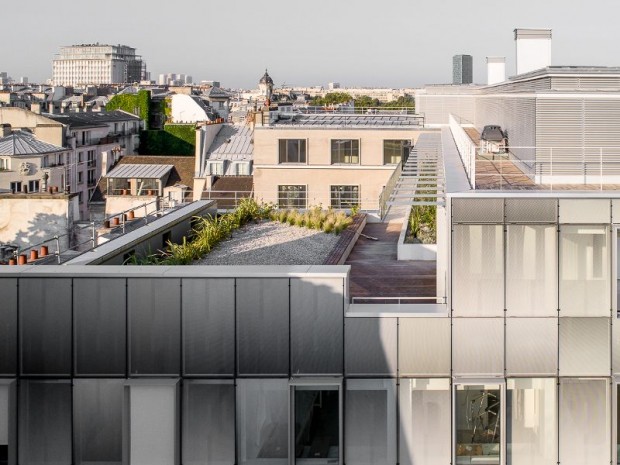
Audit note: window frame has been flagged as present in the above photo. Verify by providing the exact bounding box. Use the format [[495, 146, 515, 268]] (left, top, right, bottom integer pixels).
[[330, 185, 360, 209], [330, 139, 360, 165], [278, 139, 307, 164], [277, 184, 307, 209], [383, 139, 410, 165]]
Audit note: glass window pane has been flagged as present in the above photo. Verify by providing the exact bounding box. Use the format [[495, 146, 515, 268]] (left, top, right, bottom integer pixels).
[[294, 386, 340, 461], [19, 380, 71, 465], [183, 381, 235, 465], [236, 279, 289, 375], [182, 279, 235, 376], [129, 278, 181, 375], [383, 140, 408, 165], [345, 379, 396, 465], [506, 225, 558, 316], [507, 378, 557, 465], [278, 185, 307, 209], [19, 278, 72, 375], [0, 279, 17, 375], [559, 379, 610, 465], [236, 379, 288, 465], [345, 318, 397, 376], [330, 185, 359, 209], [560, 226, 610, 316], [455, 384, 501, 464], [74, 379, 124, 465], [452, 225, 504, 316], [399, 379, 451, 465], [74, 278, 126, 376], [290, 278, 343, 375]]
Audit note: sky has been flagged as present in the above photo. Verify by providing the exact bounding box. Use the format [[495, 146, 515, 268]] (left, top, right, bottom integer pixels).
[[2, 0, 619, 89]]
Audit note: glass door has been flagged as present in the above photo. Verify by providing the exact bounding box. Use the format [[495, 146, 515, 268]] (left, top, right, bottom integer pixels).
[[454, 381, 504, 465], [290, 381, 342, 465]]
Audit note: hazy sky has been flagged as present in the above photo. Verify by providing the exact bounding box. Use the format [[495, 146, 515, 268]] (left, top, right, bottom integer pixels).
[[3, 0, 619, 88]]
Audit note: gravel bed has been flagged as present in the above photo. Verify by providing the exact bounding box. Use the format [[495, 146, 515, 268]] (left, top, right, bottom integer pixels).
[[194, 220, 340, 265]]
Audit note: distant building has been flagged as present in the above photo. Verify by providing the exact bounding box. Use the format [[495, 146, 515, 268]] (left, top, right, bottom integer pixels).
[[52, 44, 147, 86], [453, 54, 473, 84], [258, 69, 274, 101], [328, 82, 341, 90]]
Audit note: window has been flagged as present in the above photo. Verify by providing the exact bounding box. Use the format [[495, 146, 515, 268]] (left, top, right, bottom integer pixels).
[[278, 139, 306, 163], [331, 139, 359, 164], [383, 139, 410, 164], [28, 180, 39, 193], [330, 185, 359, 209], [278, 185, 307, 209], [78, 171, 83, 184], [78, 152, 84, 163], [0, 158, 8, 170], [9, 181, 21, 193]]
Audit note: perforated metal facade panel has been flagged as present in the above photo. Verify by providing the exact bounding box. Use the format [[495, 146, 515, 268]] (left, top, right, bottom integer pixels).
[[452, 198, 504, 223], [559, 199, 611, 224], [398, 318, 450, 376], [452, 318, 504, 375], [505, 198, 557, 223], [559, 317, 610, 376], [506, 318, 558, 375], [345, 318, 397, 376]]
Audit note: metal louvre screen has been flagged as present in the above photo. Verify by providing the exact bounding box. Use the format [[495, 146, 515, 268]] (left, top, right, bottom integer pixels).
[[452, 198, 504, 223], [74, 278, 126, 376], [559, 317, 610, 376], [559, 226, 610, 316], [507, 378, 557, 465], [236, 279, 289, 376], [505, 198, 557, 223], [345, 379, 396, 465], [452, 225, 504, 316], [506, 225, 557, 316], [559, 379, 610, 465], [128, 279, 181, 375], [19, 278, 72, 375], [290, 278, 343, 375], [399, 379, 451, 465], [182, 279, 235, 376], [345, 318, 397, 376], [452, 318, 504, 375], [183, 381, 235, 465], [506, 318, 557, 376], [73, 379, 124, 465], [0, 279, 16, 375], [398, 318, 450, 376]]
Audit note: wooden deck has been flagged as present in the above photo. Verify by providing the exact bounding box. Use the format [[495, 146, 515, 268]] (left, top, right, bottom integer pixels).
[[344, 223, 436, 300]]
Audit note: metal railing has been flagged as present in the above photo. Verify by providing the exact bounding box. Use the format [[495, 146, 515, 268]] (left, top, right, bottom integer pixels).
[[379, 160, 403, 218], [351, 296, 447, 304], [282, 106, 419, 115], [449, 114, 476, 188]]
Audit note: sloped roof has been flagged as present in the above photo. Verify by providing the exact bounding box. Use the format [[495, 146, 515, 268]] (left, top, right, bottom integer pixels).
[[45, 110, 141, 128], [207, 123, 253, 161], [203, 86, 230, 99], [0, 130, 65, 155], [106, 163, 173, 179]]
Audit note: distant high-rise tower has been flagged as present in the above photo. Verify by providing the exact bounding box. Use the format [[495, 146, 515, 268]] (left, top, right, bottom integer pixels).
[[453, 55, 473, 84], [52, 44, 146, 86]]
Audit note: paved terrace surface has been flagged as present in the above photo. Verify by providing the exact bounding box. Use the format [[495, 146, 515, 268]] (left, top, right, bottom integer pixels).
[[344, 222, 436, 300]]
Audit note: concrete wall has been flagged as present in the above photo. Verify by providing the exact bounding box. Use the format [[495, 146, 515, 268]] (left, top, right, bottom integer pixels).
[[170, 95, 208, 123], [105, 195, 158, 218], [0, 195, 77, 249]]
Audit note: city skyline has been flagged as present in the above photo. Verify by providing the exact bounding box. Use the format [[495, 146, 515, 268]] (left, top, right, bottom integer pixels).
[[1, 0, 619, 88]]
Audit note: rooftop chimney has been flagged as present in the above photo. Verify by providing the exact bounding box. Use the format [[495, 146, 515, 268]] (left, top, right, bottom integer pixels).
[[486, 57, 506, 85], [514, 28, 552, 75], [1, 124, 11, 137]]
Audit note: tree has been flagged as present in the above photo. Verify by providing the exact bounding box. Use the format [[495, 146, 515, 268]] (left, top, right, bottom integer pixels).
[[383, 95, 415, 109], [354, 95, 380, 108], [311, 92, 353, 106]]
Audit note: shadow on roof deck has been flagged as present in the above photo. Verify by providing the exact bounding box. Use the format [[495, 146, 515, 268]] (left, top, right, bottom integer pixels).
[[344, 222, 437, 302]]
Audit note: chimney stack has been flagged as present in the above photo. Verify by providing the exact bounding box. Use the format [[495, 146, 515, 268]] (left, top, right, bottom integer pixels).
[[514, 28, 552, 75], [486, 57, 506, 85], [1, 124, 11, 137]]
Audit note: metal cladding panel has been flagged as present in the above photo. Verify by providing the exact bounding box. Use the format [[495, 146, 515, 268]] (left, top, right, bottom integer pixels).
[[506, 225, 558, 316], [345, 318, 397, 376], [559, 317, 610, 376], [236, 279, 289, 376], [128, 279, 181, 376], [505, 198, 557, 223], [182, 279, 235, 376], [399, 318, 450, 376], [614, 319, 620, 375], [559, 379, 610, 465], [18, 380, 72, 465], [505, 318, 558, 375], [290, 278, 343, 375], [130, 384, 179, 465], [73, 379, 124, 465], [19, 278, 72, 375], [559, 199, 611, 224], [74, 278, 126, 376], [183, 381, 235, 465], [452, 198, 504, 224], [452, 318, 504, 376], [559, 226, 610, 316], [236, 379, 288, 465], [452, 225, 504, 316], [345, 379, 397, 465], [399, 379, 451, 465], [0, 279, 17, 375]]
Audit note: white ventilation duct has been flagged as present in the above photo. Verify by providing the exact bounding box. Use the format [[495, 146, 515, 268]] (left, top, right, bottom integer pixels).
[[514, 28, 552, 75], [486, 57, 506, 85]]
